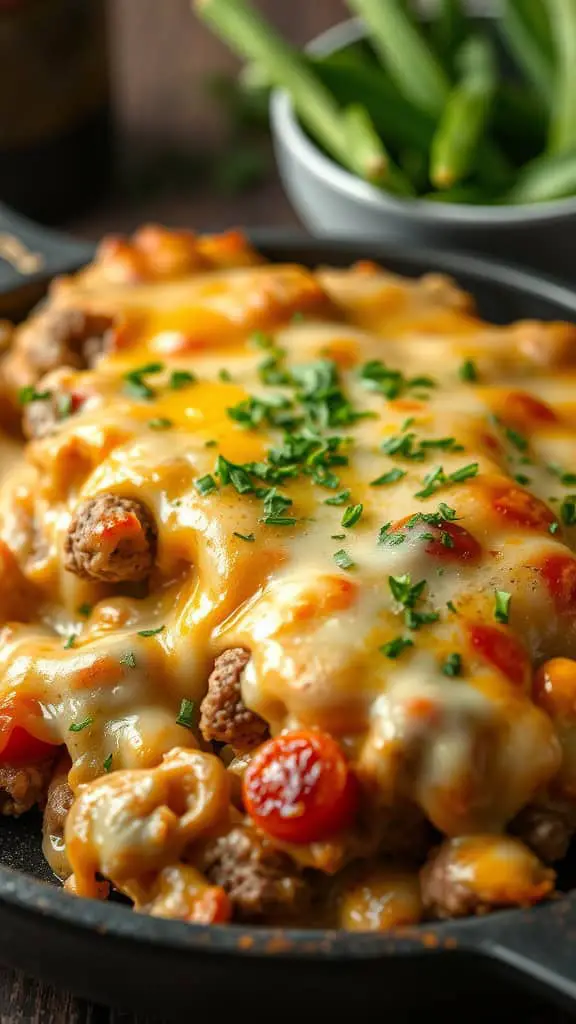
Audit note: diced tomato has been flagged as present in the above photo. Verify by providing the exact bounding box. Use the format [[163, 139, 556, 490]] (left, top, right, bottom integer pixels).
[[190, 886, 231, 924], [0, 696, 57, 764], [467, 623, 530, 689], [500, 391, 558, 430], [70, 392, 87, 414], [243, 729, 358, 844], [533, 658, 576, 720], [539, 554, 576, 615], [489, 483, 556, 532], [391, 517, 481, 562]]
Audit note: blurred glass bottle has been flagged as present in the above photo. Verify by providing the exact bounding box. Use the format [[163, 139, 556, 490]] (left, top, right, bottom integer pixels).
[[0, 0, 112, 224]]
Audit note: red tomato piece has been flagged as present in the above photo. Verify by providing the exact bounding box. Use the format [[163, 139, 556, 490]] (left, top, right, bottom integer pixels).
[[490, 483, 556, 531], [391, 517, 481, 562], [0, 696, 57, 763], [467, 623, 530, 689], [500, 391, 557, 430], [243, 729, 358, 844], [539, 554, 576, 615]]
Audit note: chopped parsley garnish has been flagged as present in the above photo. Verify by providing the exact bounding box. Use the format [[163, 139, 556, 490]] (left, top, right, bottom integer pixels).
[[176, 698, 196, 729], [561, 473, 576, 486], [291, 311, 305, 323], [371, 468, 406, 486], [324, 490, 351, 506], [382, 432, 425, 459], [514, 474, 531, 486], [18, 386, 51, 405], [63, 634, 77, 650], [56, 393, 73, 418], [103, 753, 113, 773], [250, 330, 274, 349], [216, 455, 254, 494], [119, 651, 136, 668], [205, 439, 218, 448], [449, 463, 479, 483], [404, 608, 440, 630], [123, 362, 164, 400], [459, 359, 478, 382], [442, 653, 462, 677], [218, 368, 232, 382], [331, 533, 346, 540], [342, 503, 363, 528], [233, 531, 255, 542], [415, 463, 479, 499], [77, 603, 92, 618], [494, 590, 511, 625], [137, 626, 165, 637], [333, 549, 355, 570], [380, 636, 414, 659], [505, 427, 528, 452], [549, 521, 560, 535], [195, 474, 217, 495], [148, 417, 173, 430], [561, 497, 576, 526], [169, 369, 195, 389], [69, 717, 93, 732], [446, 600, 458, 614], [401, 417, 415, 432], [389, 574, 426, 608]]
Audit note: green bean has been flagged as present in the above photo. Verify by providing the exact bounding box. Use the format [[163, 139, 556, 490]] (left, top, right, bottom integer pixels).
[[545, 0, 576, 154], [505, 149, 576, 204], [312, 54, 434, 151], [498, 0, 554, 104], [195, 0, 386, 187], [342, 105, 414, 195], [346, 0, 449, 116], [430, 36, 497, 189]]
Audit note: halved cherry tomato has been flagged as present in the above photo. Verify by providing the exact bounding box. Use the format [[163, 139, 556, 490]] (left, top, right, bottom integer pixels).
[[0, 697, 57, 764], [391, 517, 481, 562], [539, 554, 576, 615], [243, 729, 358, 844], [467, 623, 530, 689], [499, 391, 557, 430], [489, 483, 556, 532]]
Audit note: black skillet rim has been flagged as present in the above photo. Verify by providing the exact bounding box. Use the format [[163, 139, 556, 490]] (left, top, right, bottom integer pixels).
[[1, 230, 576, 963]]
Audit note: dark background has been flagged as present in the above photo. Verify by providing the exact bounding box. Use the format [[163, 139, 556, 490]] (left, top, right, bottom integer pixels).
[[2, 0, 574, 1019]]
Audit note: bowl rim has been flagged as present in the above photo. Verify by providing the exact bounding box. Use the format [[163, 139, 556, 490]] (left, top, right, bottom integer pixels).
[[270, 17, 576, 226]]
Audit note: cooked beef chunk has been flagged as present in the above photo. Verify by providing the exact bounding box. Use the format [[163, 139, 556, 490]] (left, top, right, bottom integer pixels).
[[200, 648, 269, 750], [64, 494, 157, 582], [19, 308, 113, 377], [0, 759, 53, 816], [202, 826, 310, 920], [511, 800, 576, 863]]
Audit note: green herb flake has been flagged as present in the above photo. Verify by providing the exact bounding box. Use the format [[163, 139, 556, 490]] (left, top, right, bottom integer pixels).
[[103, 753, 113, 773], [176, 698, 197, 729], [250, 330, 274, 349], [77, 603, 92, 618], [204, 439, 218, 448], [63, 633, 77, 650], [446, 600, 458, 614], [549, 521, 560, 535], [370, 468, 406, 486], [233, 531, 255, 542], [69, 717, 93, 733], [169, 369, 195, 390], [459, 359, 478, 383], [324, 490, 351, 506], [380, 636, 414, 659], [18, 386, 51, 405], [505, 427, 528, 452], [561, 497, 576, 526], [342, 503, 363, 528], [561, 473, 576, 486], [120, 651, 136, 669], [56, 393, 74, 418], [442, 653, 462, 677], [388, 574, 426, 608], [195, 474, 218, 495], [449, 463, 479, 484], [333, 549, 355, 570], [123, 362, 164, 401], [218, 368, 232, 382], [148, 417, 173, 430], [514, 474, 531, 486], [137, 626, 165, 637], [494, 590, 511, 625]]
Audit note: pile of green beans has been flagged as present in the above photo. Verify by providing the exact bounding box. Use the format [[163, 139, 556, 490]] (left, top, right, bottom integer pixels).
[[195, 0, 576, 206]]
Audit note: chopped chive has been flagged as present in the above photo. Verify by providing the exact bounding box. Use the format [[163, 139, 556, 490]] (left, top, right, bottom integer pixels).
[[505, 427, 528, 452], [333, 549, 355, 570], [77, 603, 92, 618], [64, 634, 77, 650], [324, 490, 351, 506], [449, 463, 479, 483], [549, 521, 560, 535], [401, 417, 415, 432], [218, 368, 232, 382], [120, 651, 136, 668], [233, 531, 255, 542], [342, 503, 363, 528], [148, 417, 173, 430], [137, 626, 165, 637], [442, 653, 462, 677], [196, 474, 218, 495], [18, 386, 51, 405], [103, 753, 113, 773], [169, 369, 195, 389], [494, 590, 511, 625], [459, 359, 478, 382], [380, 636, 414, 659], [56, 393, 74, 418], [260, 514, 297, 526], [561, 497, 576, 526], [446, 600, 458, 613], [250, 330, 274, 348], [69, 717, 93, 732], [514, 474, 531, 486], [204, 439, 218, 448], [331, 533, 346, 539], [176, 698, 196, 729]]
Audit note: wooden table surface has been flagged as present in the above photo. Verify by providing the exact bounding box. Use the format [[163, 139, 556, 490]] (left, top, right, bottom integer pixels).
[[1, 0, 575, 1018]]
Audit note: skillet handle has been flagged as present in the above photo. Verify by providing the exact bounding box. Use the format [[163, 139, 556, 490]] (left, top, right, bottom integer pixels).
[[477, 895, 576, 1007], [0, 202, 94, 300]]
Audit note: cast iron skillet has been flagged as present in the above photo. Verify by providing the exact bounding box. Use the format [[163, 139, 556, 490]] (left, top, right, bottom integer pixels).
[[0, 202, 576, 1017]]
